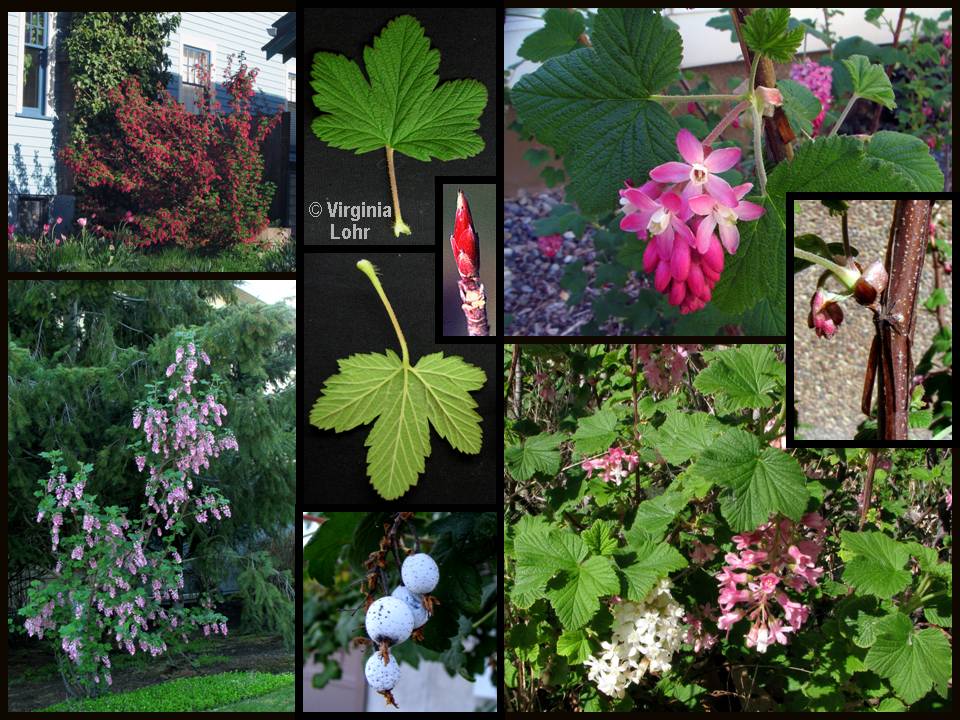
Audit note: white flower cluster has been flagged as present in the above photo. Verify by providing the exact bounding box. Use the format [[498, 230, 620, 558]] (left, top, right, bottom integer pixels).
[[583, 578, 685, 698]]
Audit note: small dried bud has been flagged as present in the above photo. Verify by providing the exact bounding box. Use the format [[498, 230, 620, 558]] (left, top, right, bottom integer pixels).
[[854, 261, 888, 307]]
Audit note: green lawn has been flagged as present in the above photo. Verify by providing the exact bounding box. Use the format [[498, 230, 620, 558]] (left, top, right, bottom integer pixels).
[[39, 671, 294, 713]]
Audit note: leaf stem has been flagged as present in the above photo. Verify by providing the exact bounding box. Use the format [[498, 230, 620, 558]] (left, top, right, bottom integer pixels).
[[356, 259, 409, 365], [829, 95, 859, 136], [751, 104, 767, 196], [649, 93, 744, 103], [703, 100, 751, 146], [749, 53, 761, 90], [385, 147, 411, 237], [793, 246, 856, 281]]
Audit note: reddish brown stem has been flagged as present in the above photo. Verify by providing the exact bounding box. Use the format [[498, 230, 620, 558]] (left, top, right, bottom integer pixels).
[[858, 449, 878, 529], [869, 8, 906, 134]]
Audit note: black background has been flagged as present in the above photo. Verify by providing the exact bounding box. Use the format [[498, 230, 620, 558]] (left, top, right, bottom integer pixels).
[[302, 252, 497, 504], [302, 8, 498, 246]]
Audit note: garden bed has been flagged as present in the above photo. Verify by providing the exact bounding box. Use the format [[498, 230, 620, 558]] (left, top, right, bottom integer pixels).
[[7, 632, 293, 712]]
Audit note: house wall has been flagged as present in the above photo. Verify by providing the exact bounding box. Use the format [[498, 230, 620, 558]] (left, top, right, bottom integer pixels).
[[7, 11, 296, 228], [7, 12, 59, 223]]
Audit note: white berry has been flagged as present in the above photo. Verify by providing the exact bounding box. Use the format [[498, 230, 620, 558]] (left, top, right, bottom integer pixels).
[[365, 652, 400, 691], [391, 585, 428, 628], [365, 596, 414, 645], [401, 553, 439, 594]]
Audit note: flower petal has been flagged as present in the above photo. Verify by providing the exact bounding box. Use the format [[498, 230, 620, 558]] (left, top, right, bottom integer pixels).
[[696, 214, 717, 254], [643, 239, 659, 274], [703, 146, 741, 173], [654, 260, 671, 292], [668, 279, 686, 306], [732, 182, 754, 200], [660, 191, 683, 214], [672, 216, 695, 246], [676, 128, 704, 165], [688, 193, 716, 216], [703, 234, 725, 273], [686, 263, 706, 299], [623, 187, 659, 210], [705, 174, 738, 207], [719, 221, 740, 254], [735, 200, 765, 221], [650, 162, 692, 183], [656, 225, 674, 260]]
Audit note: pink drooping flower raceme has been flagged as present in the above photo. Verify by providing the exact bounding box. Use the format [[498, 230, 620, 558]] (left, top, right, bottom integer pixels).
[[634, 344, 700, 394], [581, 446, 639, 486], [683, 602, 719, 654], [620, 129, 764, 313], [716, 513, 828, 653], [790, 60, 833, 136], [808, 289, 845, 339]]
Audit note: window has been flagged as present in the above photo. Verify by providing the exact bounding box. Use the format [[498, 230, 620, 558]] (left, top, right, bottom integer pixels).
[[22, 12, 48, 116], [287, 73, 296, 104], [181, 44, 211, 113]]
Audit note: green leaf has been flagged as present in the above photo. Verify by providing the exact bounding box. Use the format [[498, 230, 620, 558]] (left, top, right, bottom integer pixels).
[[540, 166, 566, 188], [778, 78, 822, 137], [311, 14, 487, 162], [694, 428, 809, 532], [866, 615, 952, 704], [618, 539, 687, 602], [303, 512, 363, 584], [875, 697, 906, 712], [512, 8, 682, 215], [865, 132, 944, 192], [741, 8, 805, 63], [864, 8, 885, 26], [841, 531, 913, 598], [645, 411, 725, 465], [547, 553, 620, 629], [693, 345, 780, 413], [518, 8, 586, 62], [557, 628, 594, 664], [532, 203, 587, 237], [842, 54, 896, 109], [310, 350, 485, 500], [572, 408, 620, 455], [583, 520, 620, 556], [923, 288, 949, 311], [505, 432, 563, 482], [854, 610, 908, 649], [626, 488, 690, 543], [523, 148, 550, 166]]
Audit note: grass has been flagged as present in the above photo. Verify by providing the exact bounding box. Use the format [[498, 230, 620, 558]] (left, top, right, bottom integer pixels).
[[210, 685, 294, 712], [39, 671, 294, 713], [8, 231, 295, 272]]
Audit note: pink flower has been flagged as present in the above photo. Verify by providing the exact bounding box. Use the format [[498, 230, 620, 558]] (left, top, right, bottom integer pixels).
[[944, 30, 952, 49], [55, 216, 63, 225], [754, 86, 783, 117], [7, 223, 14, 240], [43, 223, 51, 234], [808, 289, 844, 338], [649, 128, 741, 207], [790, 60, 832, 135], [687, 102, 697, 115], [537, 234, 562, 258], [691, 540, 719, 565], [77, 217, 88, 228], [689, 183, 765, 254]]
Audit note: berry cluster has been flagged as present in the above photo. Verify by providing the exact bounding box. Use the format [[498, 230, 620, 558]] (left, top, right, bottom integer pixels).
[[620, 129, 764, 314], [363, 553, 439, 707]]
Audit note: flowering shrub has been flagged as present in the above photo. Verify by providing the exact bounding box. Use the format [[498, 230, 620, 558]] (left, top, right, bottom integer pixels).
[[505, 344, 952, 711], [19, 339, 238, 697], [61, 55, 281, 249]]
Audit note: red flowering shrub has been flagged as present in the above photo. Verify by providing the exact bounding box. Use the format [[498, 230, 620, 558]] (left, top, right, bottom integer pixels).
[[61, 56, 282, 249]]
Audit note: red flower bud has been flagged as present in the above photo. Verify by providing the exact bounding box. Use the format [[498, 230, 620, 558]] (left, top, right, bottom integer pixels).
[[450, 189, 479, 278]]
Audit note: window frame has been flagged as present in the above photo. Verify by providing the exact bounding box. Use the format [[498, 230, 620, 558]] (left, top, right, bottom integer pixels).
[[287, 72, 296, 105], [20, 11, 49, 118]]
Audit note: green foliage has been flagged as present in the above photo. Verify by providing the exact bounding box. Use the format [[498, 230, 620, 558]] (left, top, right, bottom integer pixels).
[[865, 614, 952, 704], [695, 428, 809, 532], [864, 132, 945, 192], [572, 408, 620, 455], [645, 411, 725, 465], [41, 672, 293, 712], [7, 281, 295, 578], [616, 540, 687, 602], [777, 78, 822, 137], [504, 432, 563, 481], [741, 8, 806, 62], [511, 8, 681, 215], [694, 345, 781, 413], [842, 54, 897, 109], [518, 9, 586, 62], [841, 531, 913, 598], [235, 551, 295, 652], [63, 12, 181, 142]]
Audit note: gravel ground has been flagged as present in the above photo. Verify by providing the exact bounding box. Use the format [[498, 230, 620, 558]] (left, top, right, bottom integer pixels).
[[504, 189, 666, 336], [793, 199, 952, 440]]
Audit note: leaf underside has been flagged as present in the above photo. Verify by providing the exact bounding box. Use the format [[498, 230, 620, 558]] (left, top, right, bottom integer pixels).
[[310, 14, 487, 162], [309, 350, 486, 500]]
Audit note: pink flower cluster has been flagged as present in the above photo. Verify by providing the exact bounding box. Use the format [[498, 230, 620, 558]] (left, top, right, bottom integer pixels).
[[620, 129, 764, 314], [716, 513, 828, 653], [683, 602, 718, 653], [537, 234, 563, 258], [581, 446, 639, 486], [635, 344, 699, 394], [790, 60, 833, 135]]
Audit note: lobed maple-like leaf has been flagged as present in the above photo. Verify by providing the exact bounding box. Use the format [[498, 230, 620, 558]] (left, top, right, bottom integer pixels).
[[310, 14, 487, 163], [310, 349, 485, 500]]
